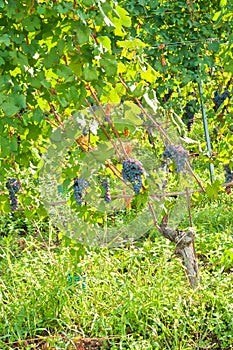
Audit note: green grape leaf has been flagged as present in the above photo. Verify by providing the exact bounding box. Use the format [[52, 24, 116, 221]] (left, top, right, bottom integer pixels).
[[32, 107, 44, 122], [22, 16, 41, 32], [2, 100, 19, 117], [0, 34, 10, 46], [69, 58, 83, 77], [83, 66, 98, 81], [10, 135, 18, 152], [205, 180, 222, 199], [100, 56, 117, 77], [74, 23, 91, 45]]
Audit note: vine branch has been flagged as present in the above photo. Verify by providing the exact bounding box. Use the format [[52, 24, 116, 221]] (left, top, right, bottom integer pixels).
[[86, 86, 129, 159]]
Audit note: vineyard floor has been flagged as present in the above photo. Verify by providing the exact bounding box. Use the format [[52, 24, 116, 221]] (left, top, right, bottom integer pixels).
[[0, 195, 232, 349]]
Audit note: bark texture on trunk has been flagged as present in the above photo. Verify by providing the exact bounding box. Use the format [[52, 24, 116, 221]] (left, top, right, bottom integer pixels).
[[160, 215, 199, 289]]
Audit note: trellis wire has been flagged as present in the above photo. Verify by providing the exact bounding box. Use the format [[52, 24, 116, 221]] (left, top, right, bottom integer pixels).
[[1, 181, 232, 211], [148, 37, 229, 48]]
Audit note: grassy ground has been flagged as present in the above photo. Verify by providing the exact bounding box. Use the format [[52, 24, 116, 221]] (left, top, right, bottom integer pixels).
[[0, 195, 233, 349]]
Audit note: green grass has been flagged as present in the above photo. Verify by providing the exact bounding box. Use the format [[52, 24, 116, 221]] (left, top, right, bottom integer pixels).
[[0, 196, 233, 349]]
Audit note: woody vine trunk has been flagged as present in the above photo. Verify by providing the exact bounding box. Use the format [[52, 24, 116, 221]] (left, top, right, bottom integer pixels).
[[160, 215, 199, 289]]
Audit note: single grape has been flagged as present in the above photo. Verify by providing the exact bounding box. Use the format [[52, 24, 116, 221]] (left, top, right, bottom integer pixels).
[[164, 89, 173, 103], [82, 127, 88, 136]]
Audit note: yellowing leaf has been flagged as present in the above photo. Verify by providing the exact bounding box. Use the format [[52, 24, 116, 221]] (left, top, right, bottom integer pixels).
[[115, 6, 131, 27], [75, 135, 89, 152], [140, 65, 158, 83], [212, 11, 221, 21], [117, 61, 126, 73], [220, 0, 227, 6], [98, 36, 112, 53], [117, 38, 147, 49]]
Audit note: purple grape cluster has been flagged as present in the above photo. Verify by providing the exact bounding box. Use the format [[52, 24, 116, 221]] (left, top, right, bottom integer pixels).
[[213, 89, 229, 110], [101, 178, 111, 202], [122, 159, 144, 194], [73, 178, 89, 205], [183, 99, 198, 131], [163, 144, 189, 173], [6, 178, 21, 211], [224, 164, 233, 191]]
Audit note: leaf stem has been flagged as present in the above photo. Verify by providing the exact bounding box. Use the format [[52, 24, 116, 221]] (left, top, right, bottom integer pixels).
[[87, 86, 129, 159], [84, 98, 122, 159]]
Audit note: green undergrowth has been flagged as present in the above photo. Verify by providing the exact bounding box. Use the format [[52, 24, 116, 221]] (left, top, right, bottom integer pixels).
[[0, 196, 232, 349]]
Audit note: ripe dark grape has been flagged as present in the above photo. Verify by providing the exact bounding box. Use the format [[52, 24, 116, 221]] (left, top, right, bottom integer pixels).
[[6, 178, 21, 211], [224, 164, 233, 194], [73, 178, 89, 205], [182, 99, 198, 131], [213, 89, 229, 111], [82, 127, 88, 136], [164, 89, 173, 103], [101, 178, 111, 202], [122, 159, 144, 194], [163, 144, 189, 173]]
